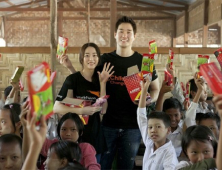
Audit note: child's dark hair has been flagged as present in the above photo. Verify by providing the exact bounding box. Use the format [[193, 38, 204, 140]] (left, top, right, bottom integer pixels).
[[189, 79, 197, 98], [148, 111, 171, 128], [4, 86, 12, 99], [197, 112, 220, 129], [57, 113, 84, 142], [163, 97, 182, 112], [115, 16, 137, 34], [59, 161, 87, 170], [0, 134, 22, 150], [182, 125, 217, 158], [1, 104, 21, 132], [50, 141, 81, 162]]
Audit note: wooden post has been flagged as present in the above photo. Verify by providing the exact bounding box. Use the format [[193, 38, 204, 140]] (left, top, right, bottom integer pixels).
[[50, 0, 57, 100], [86, 0, 90, 42], [184, 10, 189, 47], [172, 17, 176, 47], [110, 0, 117, 47], [202, 25, 208, 47], [58, 2, 63, 36], [2, 16, 6, 46]]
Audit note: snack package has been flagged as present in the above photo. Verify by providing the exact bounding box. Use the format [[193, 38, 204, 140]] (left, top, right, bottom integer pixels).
[[92, 95, 109, 107], [27, 62, 54, 123], [214, 48, 222, 69], [180, 82, 186, 97], [197, 55, 209, 78], [19, 79, 24, 91], [123, 73, 142, 102], [141, 53, 154, 80], [61, 97, 92, 125], [149, 40, 157, 54], [164, 70, 173, 86], [200, 62, 222, 95], [185, 82, 190, 101], [56, 36, 68, 58], [11, 66, 24, 83], [168, 49, 174, 69]]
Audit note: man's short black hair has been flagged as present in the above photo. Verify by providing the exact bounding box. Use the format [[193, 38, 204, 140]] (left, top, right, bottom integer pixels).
[[147, 111, 171, 128], [115, 16, 137, 34], [197, 112, 220, 129], [189, 79, 197, 98]]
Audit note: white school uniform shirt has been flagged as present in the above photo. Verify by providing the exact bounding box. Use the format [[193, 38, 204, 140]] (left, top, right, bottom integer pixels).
[[137, 108, 178, 170], [167, 123, 183, 157]]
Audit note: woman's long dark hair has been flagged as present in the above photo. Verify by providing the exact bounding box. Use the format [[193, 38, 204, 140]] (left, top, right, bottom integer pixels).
[[79, 42, 101, 86]]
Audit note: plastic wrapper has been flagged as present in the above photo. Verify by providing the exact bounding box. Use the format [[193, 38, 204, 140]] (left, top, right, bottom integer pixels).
[[200, 62, 222, 95], [197, 55, 209, 78], [214, 48, 222, 69], [168, 49, 174, 69], [56, 36, 68, 58], [164, 70, 173, 86], [185, 82, 190, 101], [11, 66, 24, 83], [149, 40, 157, 54], [141, 53, 154, 80]]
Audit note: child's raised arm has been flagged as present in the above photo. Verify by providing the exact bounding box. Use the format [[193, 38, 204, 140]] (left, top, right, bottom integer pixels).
[[21, 110, 47, 170], [58, 54, 76, 74], [213, 95, 222, 170], [155, 80, 174, 111], [139, 76, 151, 108], [185, 75, 204, 129]]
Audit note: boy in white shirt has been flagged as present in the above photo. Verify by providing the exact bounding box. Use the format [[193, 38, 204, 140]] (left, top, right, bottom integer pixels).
[[137, 77, 178, 170]]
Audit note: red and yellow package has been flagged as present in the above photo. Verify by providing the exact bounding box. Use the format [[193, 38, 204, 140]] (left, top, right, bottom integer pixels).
[[185, 82, 190, 101], [56, 36, 68, 58], [27, 62, 54, 123], [123, 73, 142, 102], [214, 48, 222, 69], [168, 49, 174, 69], [197, 55, 209, 78], [149, 40, 157, 54], [164, 70, 173, 86], [141, 53, 154, 80], [200, 62, 222, 95], [11, 66, 24, 83]]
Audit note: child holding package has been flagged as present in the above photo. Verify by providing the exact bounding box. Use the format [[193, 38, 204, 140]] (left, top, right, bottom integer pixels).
[[137, 77, 178, 170], [213, 94, 222, 170]]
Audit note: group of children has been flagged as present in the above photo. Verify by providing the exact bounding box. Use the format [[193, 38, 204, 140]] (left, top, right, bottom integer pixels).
[[0, 15, 221, 170]]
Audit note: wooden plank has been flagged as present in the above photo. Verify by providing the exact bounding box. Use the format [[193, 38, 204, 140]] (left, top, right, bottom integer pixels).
[[6, 16, 174, 21], [0, 47, 217, 54], [158, 0, 189, 6], [110, 0, 117, 47], [91, 0, 100, 7], [0, 7, 187, 11], [202, 25, 208, 47], [184, 10, 188, 33], [204, 0, 209, 25], [86, 0, 90, 42], [188, 0, 204, 12], [50, 0, 57, 100], [172, 17, 176, 47]]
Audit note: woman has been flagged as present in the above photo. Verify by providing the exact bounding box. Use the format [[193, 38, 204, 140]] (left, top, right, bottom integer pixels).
[[53, 42, 114, 163]]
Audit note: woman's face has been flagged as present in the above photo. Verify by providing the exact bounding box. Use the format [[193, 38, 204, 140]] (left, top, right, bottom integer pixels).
[[44, 148, 66, 170], [0, 109, 15, 136], [82, 46, 99, 70]]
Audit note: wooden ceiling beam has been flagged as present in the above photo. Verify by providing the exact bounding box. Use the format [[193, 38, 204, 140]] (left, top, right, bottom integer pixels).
[[0, 6, 187, 11], [204, 0, 209, 25], [158, 0, 188, 6], [90, 0, 100, 7], [6, 16, 174, 21]]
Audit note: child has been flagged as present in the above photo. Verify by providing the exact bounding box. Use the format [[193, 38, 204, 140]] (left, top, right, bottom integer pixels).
[[196, 112, 220, 140], [137, 77, 178, 169], [176, 125, 217, 170], [0, 104, 21, 137], [40, 112, 100, 170], [168, 64, 211, 114], [212, 94, 222, 170], [155, 80, 183, 157], [0, 134, 23, 170], [44, 141, 82, 170]]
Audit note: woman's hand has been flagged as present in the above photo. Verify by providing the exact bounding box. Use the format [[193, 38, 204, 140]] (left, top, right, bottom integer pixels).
[[98, 62, 114, 84], [81, 106, 102, 115]]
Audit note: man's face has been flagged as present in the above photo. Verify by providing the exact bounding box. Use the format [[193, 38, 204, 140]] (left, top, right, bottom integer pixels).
[[114, 23, 135, 48], [0, 142, 22, 170]]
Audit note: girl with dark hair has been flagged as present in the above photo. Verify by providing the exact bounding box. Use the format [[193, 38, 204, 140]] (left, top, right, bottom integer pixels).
[[44, 141, 82, 170], [40, 112, 100, 170], [0, 104, 21, 137], [54, 42, 114, 163], [176, 125, 217, 170]]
